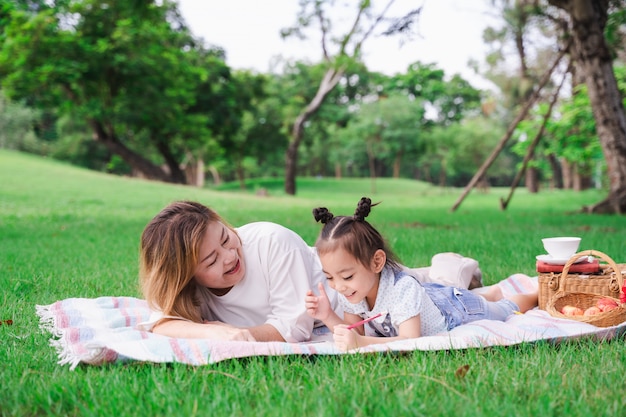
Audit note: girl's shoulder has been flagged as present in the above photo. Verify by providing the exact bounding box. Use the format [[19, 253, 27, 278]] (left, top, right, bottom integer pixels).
[[376, 268, 421, 299], [389, 267, 420, 286]]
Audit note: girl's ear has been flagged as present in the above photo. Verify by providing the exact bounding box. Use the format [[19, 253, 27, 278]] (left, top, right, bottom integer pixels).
[[371, 249, 386, 273]]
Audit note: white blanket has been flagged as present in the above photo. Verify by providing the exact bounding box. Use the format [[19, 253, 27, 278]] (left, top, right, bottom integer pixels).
[[36, 274, 626, 370]]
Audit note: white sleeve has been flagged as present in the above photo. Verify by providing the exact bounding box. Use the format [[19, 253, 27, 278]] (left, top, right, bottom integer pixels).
[[386, 276, 424, 329], [264, 244, 316, 342]]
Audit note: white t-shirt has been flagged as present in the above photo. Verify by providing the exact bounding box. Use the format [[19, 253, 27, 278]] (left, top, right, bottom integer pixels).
[[140, 222, 336, 342], [340, 266, 447, 337]]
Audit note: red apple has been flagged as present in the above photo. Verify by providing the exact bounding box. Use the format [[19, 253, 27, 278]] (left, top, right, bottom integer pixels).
[[597, 297, 619, 312], [583, 306, 601, 316], [561, 305, 584, 316]]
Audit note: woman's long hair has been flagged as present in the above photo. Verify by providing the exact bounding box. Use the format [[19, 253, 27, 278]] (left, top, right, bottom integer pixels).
[[139, 201, 230, 322]]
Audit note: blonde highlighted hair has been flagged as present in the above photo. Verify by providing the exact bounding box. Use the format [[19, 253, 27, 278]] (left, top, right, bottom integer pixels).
[[139, 201, 231, 322]]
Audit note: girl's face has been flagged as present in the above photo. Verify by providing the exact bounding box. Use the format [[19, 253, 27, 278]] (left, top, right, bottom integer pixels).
[[319, 247, 384, 308], [193, 222, 246, 294]]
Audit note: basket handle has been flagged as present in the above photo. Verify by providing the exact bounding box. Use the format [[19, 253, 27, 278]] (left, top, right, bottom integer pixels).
[[558, 250, 623, 293]]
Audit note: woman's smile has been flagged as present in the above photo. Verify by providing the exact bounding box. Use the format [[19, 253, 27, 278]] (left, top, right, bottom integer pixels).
[[226, 259, 241, 275]]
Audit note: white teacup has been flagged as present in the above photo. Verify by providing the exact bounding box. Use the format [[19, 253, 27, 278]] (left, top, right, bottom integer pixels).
[[542, 237, 581, 259]]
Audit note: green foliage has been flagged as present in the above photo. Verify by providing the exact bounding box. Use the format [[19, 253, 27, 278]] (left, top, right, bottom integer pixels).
[[0, 0, 246, 182], [386, 62, 483, 126], [332, 94, 426, 177], [0, 89, 40, 150], [2, 149, 626, 417], [422, 117, 511, 186]]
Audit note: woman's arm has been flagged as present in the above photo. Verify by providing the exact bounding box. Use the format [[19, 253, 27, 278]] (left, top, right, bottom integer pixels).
[[153, 319, 256, 341], [246, 323, 284, 342], [332, 315, 421, 351]]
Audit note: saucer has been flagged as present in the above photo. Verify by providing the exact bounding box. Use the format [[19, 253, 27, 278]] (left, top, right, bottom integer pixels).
[[536, 254, 588, 265]]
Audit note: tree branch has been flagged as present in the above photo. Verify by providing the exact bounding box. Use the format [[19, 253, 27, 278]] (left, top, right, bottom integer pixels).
[[352, 0, 397, 56]]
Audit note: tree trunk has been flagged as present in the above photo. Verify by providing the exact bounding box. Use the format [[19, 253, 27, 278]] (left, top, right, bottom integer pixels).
[[155, 140, 187, 184], [572, 163, 582, 191], [236, 161, 246, 190], [393, 151, 402, 178], [285, 68, 343, 195], [438, 158, 447, 187], [184, 158, 205, 187], [89, 119, 175, 183], [526, 167, 539, 193], [547, 153, 563, 189], [334, 162, 342, 179], [561, 158, 572, 189], [207, 165, 221, 186], [549, 0, 626, 213]]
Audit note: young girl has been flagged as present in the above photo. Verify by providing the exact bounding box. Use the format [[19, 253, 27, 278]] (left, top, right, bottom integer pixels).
[[305, 197, 538, 351]]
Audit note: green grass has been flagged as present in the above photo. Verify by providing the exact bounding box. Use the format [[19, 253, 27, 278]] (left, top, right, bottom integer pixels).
[[1, 148, 625, 417]]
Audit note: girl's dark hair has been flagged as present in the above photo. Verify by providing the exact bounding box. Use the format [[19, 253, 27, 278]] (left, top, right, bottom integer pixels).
[[313, 197, 400, 270]]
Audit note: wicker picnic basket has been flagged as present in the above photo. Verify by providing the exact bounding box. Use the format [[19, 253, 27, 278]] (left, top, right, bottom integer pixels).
[[538, 250, 624, 309], [544, 250, 626, 327]]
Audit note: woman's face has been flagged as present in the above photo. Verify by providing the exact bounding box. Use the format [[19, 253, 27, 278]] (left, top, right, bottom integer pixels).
[[193, 222, 246, 293]]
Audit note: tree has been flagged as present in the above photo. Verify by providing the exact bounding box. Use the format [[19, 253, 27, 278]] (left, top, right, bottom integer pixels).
[[547, 0, 626, 213], [0, 0, 243, 184], [0, 90, 40, 151], [387, 62, 483, 126], [281, 0, 421, 195], [336, 94, 426, 182]]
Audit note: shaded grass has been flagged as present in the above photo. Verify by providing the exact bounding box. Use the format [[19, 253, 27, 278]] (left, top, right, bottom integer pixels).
[[1, 149, 626, 417]]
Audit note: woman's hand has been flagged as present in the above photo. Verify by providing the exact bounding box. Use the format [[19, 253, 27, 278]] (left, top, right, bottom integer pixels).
[[332, 324, 361, 352], [305, 282, 333, 321]]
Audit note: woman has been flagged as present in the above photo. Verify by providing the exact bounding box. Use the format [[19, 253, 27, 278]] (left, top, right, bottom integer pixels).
[[139, 200, 339, 342]]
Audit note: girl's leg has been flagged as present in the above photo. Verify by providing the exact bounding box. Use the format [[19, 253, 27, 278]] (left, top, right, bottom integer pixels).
[[470, 284, 503, 302], [506, 292, 538, 313], [472, 284, 538, 312]]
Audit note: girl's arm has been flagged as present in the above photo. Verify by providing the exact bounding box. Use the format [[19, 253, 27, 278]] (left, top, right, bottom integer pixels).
[[333, 315, 421, 351], [305, 282, 346, 330]]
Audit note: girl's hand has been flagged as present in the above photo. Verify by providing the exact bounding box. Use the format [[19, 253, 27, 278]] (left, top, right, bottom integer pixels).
[[333, 324, 360, 351], [305, 282, 333, 321]]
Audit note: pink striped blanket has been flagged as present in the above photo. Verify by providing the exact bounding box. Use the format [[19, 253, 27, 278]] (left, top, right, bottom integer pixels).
[[36, 274, 626, 370]]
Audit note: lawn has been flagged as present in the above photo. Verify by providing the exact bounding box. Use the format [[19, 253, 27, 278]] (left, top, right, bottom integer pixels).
[[1, 149, 625, 417]]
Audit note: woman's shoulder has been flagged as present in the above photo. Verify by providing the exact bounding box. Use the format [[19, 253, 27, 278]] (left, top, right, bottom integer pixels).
[[238, 221, 294, 235], [237, 222, 307, 246]]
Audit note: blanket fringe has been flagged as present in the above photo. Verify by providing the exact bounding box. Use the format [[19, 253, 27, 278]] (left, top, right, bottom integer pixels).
[[50, 338, 82, 371], [35, 304, 64, 338]]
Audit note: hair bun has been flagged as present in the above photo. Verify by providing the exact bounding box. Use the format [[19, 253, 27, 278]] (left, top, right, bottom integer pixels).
[[354, 197, 373, 221], [313, 207, 334, 224]]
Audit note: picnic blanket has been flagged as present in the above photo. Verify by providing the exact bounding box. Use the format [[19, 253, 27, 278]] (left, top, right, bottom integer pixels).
[[36, 274, 626, 370]]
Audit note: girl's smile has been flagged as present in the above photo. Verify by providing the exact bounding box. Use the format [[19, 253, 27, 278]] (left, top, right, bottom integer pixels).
[[319, 247, 383, 308]]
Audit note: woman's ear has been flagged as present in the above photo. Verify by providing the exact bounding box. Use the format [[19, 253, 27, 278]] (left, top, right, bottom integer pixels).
[[371, 249, 386, 273]]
